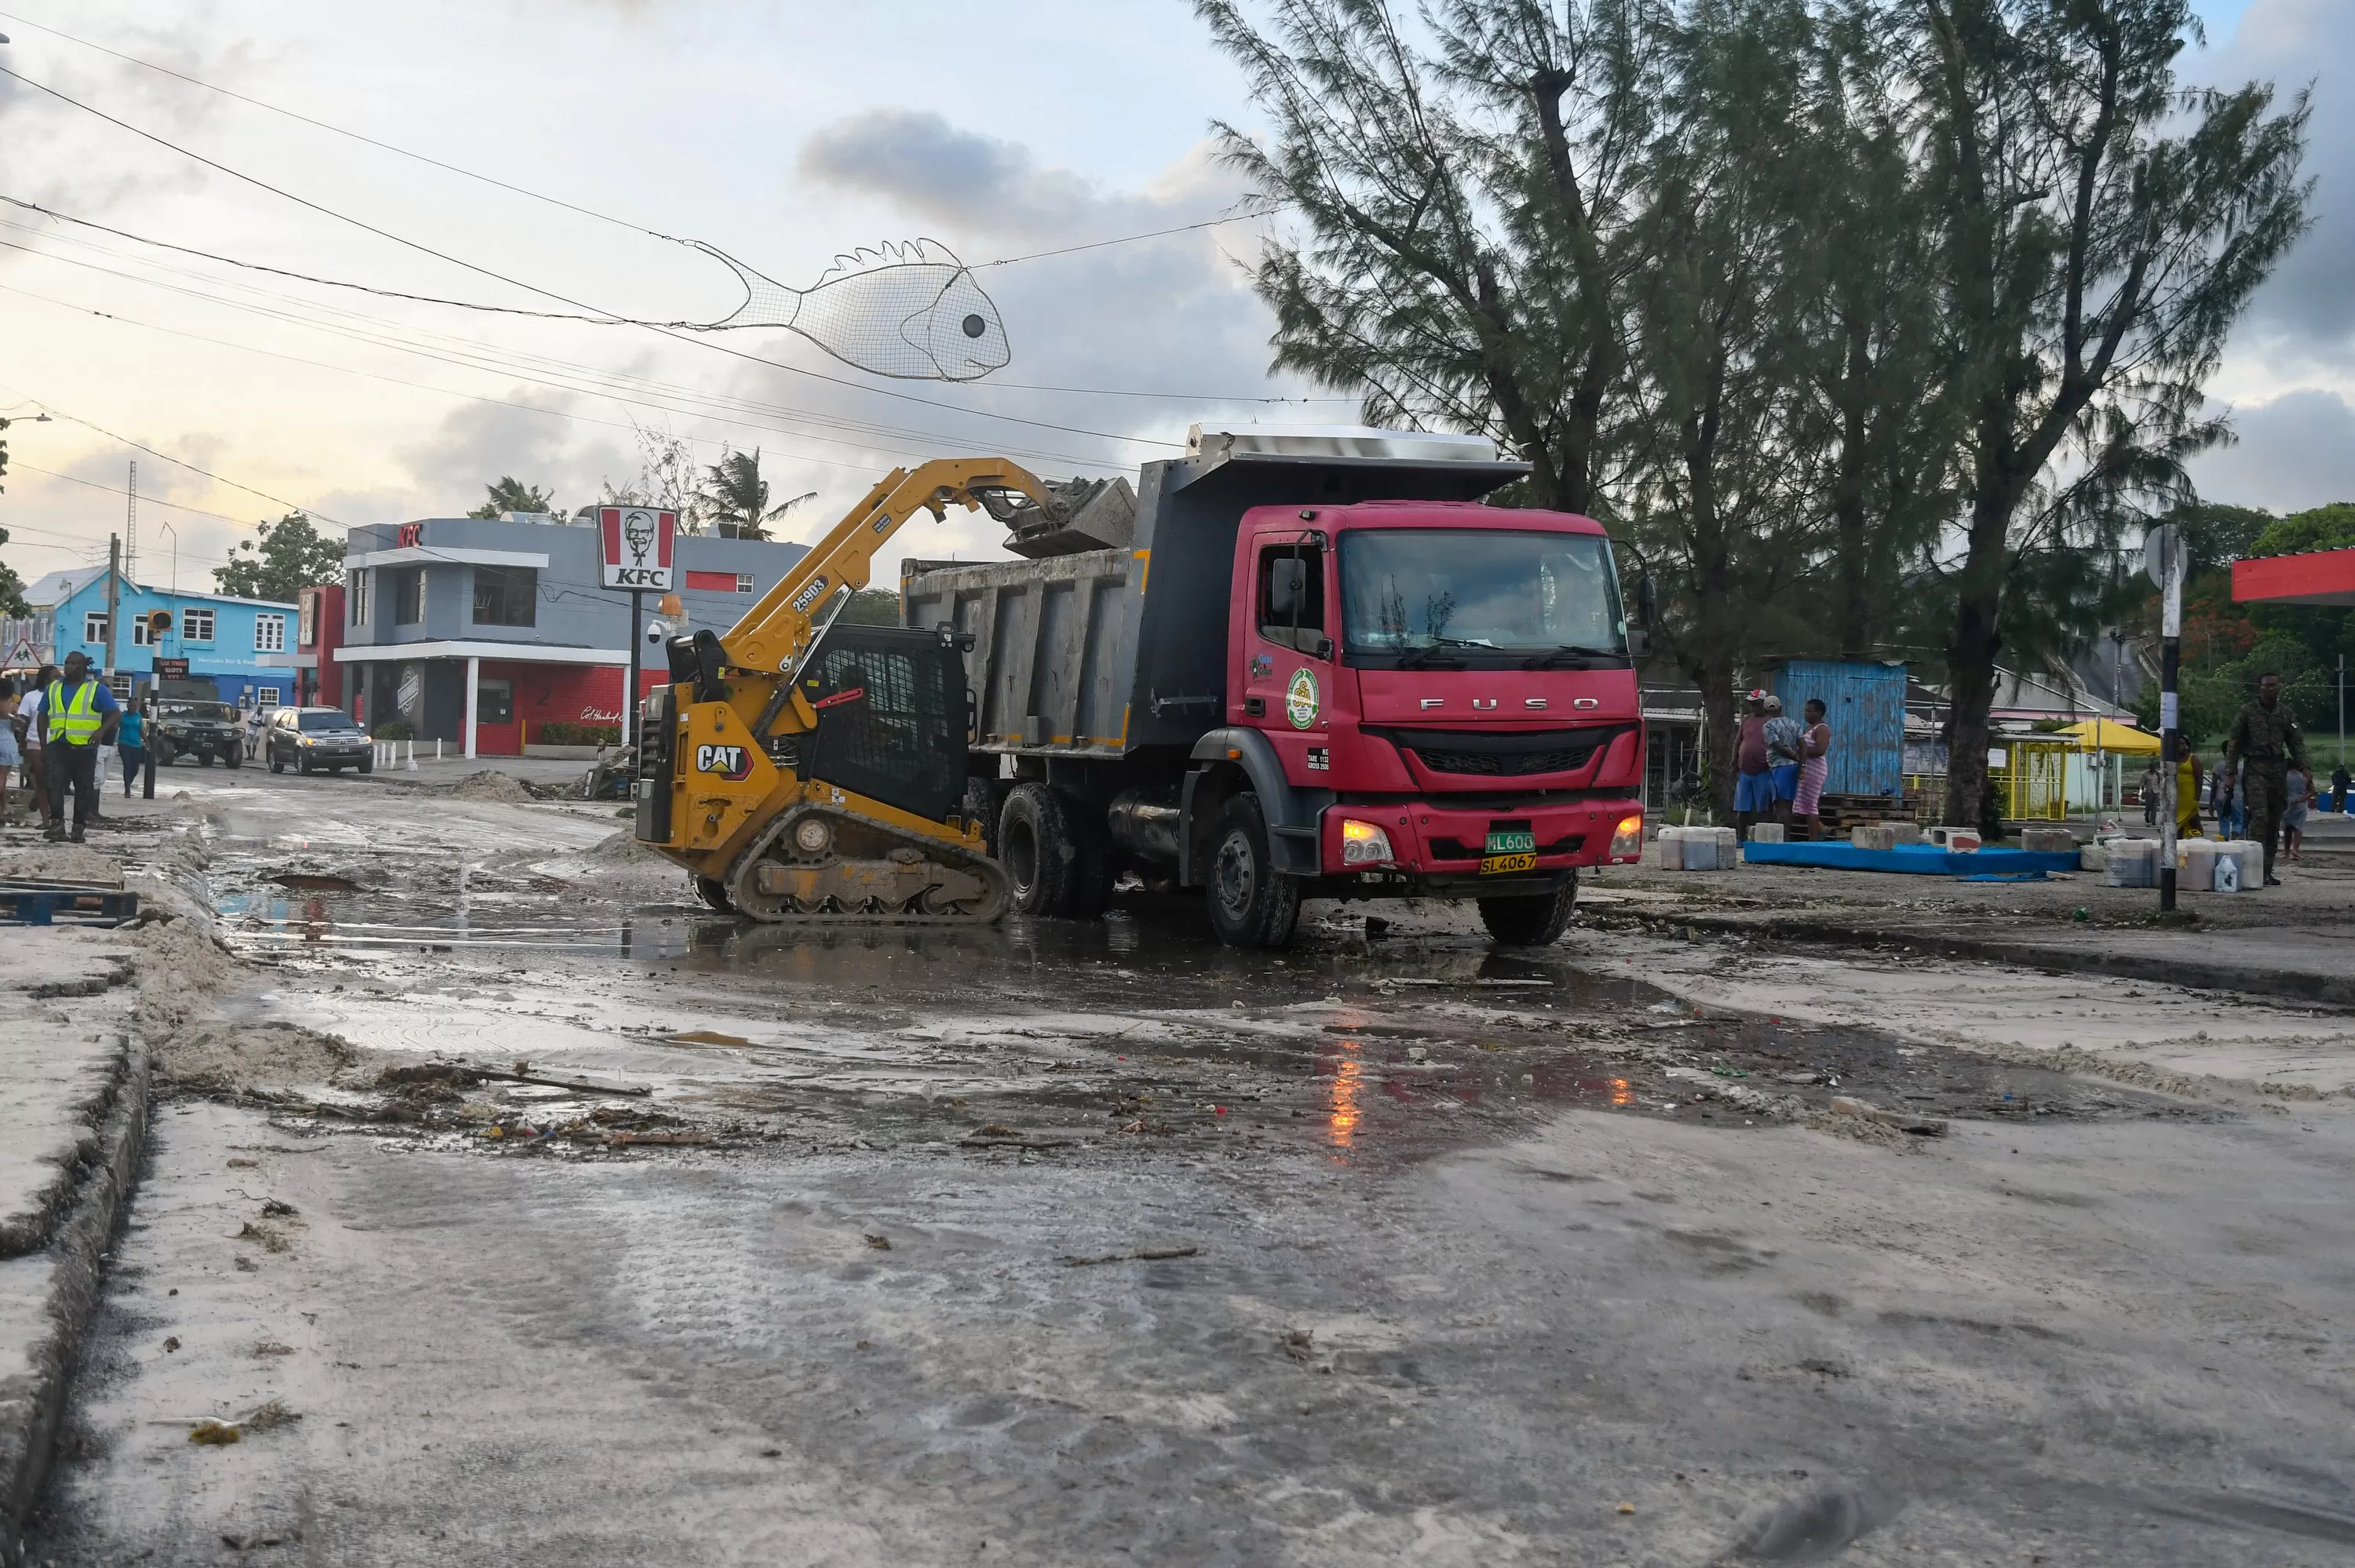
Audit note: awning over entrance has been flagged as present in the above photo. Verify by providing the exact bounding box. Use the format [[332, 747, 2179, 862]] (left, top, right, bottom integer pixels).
[[2233, 549, 2355, 608]]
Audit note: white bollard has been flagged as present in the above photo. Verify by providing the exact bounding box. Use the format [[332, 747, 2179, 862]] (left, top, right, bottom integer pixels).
[[406, 739, 418, 771], [436, 738, 444, 761]]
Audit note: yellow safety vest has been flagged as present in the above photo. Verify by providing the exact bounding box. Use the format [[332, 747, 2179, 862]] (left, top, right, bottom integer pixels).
[[43, 680, 103, 746]]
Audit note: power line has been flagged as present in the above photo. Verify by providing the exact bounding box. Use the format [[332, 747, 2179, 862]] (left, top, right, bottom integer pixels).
[[3, 460, 262, 531], [973, 202, 1288, 268], [0, 6, 675, 242], [0, 377, 338, 521], [0, 221, 1134, 465], [0, 191, 1355, 408], [0, 63, 1186, 451], [0, 271, 1130, 476]]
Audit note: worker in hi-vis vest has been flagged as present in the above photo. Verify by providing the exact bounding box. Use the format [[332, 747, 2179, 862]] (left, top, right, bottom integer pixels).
[[42, 649, 121, 843]]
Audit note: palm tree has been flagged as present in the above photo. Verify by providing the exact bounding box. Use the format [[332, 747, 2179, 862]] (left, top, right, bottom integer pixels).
[[468, 476, 560, 519], [696, 448, 815, 540]]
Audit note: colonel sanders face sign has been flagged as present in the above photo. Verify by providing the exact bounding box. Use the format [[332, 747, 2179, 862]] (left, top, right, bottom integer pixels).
[[622, 509, 657, 565]]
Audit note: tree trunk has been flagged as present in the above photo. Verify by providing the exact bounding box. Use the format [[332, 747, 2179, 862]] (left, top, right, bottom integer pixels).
[[1940, 483, 2013, 828], [1831, 312, 1872, 659], [1700, 652, 1739, 822]]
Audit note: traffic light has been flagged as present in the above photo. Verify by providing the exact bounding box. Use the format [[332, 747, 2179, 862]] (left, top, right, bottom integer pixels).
[[146, 609, 173, 639]]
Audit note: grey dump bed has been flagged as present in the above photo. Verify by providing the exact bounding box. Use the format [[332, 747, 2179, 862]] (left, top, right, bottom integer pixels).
[[900, 432, 1526, 761]]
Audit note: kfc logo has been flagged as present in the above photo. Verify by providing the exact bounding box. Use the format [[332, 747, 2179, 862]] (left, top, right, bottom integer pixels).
[[598, 507, 677, 590]]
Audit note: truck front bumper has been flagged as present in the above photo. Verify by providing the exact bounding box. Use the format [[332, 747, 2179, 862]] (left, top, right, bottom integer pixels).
[[1316, 798, 1642, 883]]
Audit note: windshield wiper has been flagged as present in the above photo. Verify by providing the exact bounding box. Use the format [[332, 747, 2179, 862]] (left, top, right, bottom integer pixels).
[[1397, 636, 1485, 669], [1522, 644, 1627, 669]]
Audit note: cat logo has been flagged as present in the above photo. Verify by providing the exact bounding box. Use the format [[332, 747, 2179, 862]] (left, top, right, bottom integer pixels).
[[695, 743, 754, 781]]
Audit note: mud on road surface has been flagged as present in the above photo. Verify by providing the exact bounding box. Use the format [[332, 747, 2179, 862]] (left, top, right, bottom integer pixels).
[[21, 771, 2355, 1565]]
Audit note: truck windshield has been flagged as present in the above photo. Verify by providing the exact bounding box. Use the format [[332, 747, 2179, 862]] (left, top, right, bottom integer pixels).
[[1339, 529, 1624, 658], [298, 710, 358, 731]]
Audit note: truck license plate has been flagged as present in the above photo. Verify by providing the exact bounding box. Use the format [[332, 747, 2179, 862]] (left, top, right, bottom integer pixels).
[[1484, 830, 1536, 855], [1480, 852, 1539, 875]]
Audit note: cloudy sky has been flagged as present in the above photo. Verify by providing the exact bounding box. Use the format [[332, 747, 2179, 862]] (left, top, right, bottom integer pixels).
[[0, 0, 2339, 599]]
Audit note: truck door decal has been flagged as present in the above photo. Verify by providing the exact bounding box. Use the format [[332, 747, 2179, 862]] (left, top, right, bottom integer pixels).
[[1286, 668, 1320, 730]]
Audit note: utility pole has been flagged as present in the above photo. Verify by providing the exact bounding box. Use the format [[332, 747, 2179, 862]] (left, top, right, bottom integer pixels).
[[2147, 527, 2183, 913], [103, 533, 122, 682], [125, 460, 137, 584], [624, 589, 644, 751]]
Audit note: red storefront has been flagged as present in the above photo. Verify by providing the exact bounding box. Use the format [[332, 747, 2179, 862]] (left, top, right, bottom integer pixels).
[[294, 584, 347, 710]]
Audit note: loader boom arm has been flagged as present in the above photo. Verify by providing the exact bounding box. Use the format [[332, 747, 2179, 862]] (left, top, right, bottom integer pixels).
[[721, 458, 1059, 677]]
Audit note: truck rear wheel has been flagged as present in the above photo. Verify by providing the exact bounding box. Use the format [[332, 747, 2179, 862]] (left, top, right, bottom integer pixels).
[[1477, 875, 1578, 946], [1207, 793, 1299, 950], [1000, 782, 1081, 917]]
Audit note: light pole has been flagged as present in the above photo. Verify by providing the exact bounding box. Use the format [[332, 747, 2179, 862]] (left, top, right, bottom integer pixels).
[[2146, 527, 2184, 913]]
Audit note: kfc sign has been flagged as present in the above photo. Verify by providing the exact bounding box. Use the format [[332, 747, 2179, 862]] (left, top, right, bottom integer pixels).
[[396, 523, 425, 549], [598, 508, 677, 590]]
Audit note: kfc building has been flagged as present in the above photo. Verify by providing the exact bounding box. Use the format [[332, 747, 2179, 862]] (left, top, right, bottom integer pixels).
[[336, 511, 807, 756]]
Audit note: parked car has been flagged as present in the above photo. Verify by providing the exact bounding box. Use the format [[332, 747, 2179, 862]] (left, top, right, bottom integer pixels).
[[267, 706, 374, 775], [152, 698, 244, 768]]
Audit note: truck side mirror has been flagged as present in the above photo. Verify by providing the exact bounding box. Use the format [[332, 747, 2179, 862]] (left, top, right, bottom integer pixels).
[[1267, 557, 1305, 620]]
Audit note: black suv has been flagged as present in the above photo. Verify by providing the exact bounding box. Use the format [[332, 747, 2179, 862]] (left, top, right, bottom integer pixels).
[[267, 706, 373, 775], [152, 699, 245, 768]]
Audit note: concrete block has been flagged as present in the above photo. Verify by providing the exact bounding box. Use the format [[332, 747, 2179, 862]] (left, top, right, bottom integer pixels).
[[1851, 824, 1898, 851], [2021, 826, 2078, 853], [1886, 822, 1922, 846], [1682, 834, 1718, 871], [1926, 826, 1982, 851], [1656, 830, 1686, 870], [1747, 822, 1785, 844]]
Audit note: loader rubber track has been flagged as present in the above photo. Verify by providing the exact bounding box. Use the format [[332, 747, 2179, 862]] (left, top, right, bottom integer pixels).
[[721, 801, 1010, 925]]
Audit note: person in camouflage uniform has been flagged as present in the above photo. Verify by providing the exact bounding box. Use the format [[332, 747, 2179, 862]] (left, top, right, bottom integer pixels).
[[2225, 672, 2310, 887]]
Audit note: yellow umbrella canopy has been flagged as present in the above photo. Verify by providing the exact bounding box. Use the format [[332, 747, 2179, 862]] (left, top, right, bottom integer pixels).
[[2057, 718, 2162, 754]]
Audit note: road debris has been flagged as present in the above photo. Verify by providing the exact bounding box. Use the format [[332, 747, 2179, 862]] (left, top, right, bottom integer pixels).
[[1063, 1244, 1200, 1267], [236, 1221, 291, 1253], [1830, 1096, 1950, 1136]]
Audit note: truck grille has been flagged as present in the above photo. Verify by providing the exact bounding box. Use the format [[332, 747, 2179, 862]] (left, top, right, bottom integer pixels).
[[1386, 724, 1631, 779]]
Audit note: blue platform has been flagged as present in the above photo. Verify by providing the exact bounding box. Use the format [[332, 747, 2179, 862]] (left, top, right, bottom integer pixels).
[[1740, 841, 2080, 876]]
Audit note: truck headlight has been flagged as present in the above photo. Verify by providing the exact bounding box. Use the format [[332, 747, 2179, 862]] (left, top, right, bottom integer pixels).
[[1609, 813, 1643, 860], [1340, 818, 1395, 866]]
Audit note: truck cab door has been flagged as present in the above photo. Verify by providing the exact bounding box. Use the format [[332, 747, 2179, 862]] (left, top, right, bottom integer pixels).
[[1240, 532, 1337, 771]]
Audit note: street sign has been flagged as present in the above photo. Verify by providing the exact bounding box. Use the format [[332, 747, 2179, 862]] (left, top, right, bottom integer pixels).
[[154, 656, 190, 679], [2142, 524, 2181, 589], [598, 507, 677, 590]]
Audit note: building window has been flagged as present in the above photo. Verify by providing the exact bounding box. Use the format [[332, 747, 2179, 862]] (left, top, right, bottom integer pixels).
[[737, 573, 757, 594], [348, 570, 370, 626], [471, 565, 537, 627], [182, 607, 216, 644], [255, 613, 287, 653], [83, 611, 108, 645], [108, 675, 133, 702], [254, 685, 282, 709], [393, 568, 424, 625], [132, 615, 154, 647]]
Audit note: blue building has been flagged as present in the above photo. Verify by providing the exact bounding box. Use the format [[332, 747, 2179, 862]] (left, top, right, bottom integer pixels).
[[25, 566, 301, 711]]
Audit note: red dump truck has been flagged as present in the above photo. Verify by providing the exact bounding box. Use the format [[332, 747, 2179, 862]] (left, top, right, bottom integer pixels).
[[902, 427, 1649, 948]]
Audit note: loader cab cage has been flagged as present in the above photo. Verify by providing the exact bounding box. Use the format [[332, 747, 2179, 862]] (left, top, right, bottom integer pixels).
[[798, 625, 969, 824]]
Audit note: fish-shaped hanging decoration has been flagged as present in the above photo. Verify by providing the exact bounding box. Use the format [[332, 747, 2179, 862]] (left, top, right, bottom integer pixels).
[[681, 239, 1011, 383]]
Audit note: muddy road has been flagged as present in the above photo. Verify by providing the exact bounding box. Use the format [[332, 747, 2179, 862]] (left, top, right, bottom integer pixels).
[[25, 768, 2355, 1565]]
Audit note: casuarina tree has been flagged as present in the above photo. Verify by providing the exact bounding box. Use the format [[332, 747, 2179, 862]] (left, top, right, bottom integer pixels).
[[1196, 0, 1664, 517], [469, 476, 561, 519], [1911, 0, 2310, 827]]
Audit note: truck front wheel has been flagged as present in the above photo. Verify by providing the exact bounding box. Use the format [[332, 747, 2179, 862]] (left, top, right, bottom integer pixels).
[[1207, 793, 1299, 950], [1477, 875, 1579, 946]]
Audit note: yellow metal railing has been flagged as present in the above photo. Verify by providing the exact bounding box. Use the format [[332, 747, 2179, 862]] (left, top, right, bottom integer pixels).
[[1990, 738, 2071, 822]]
